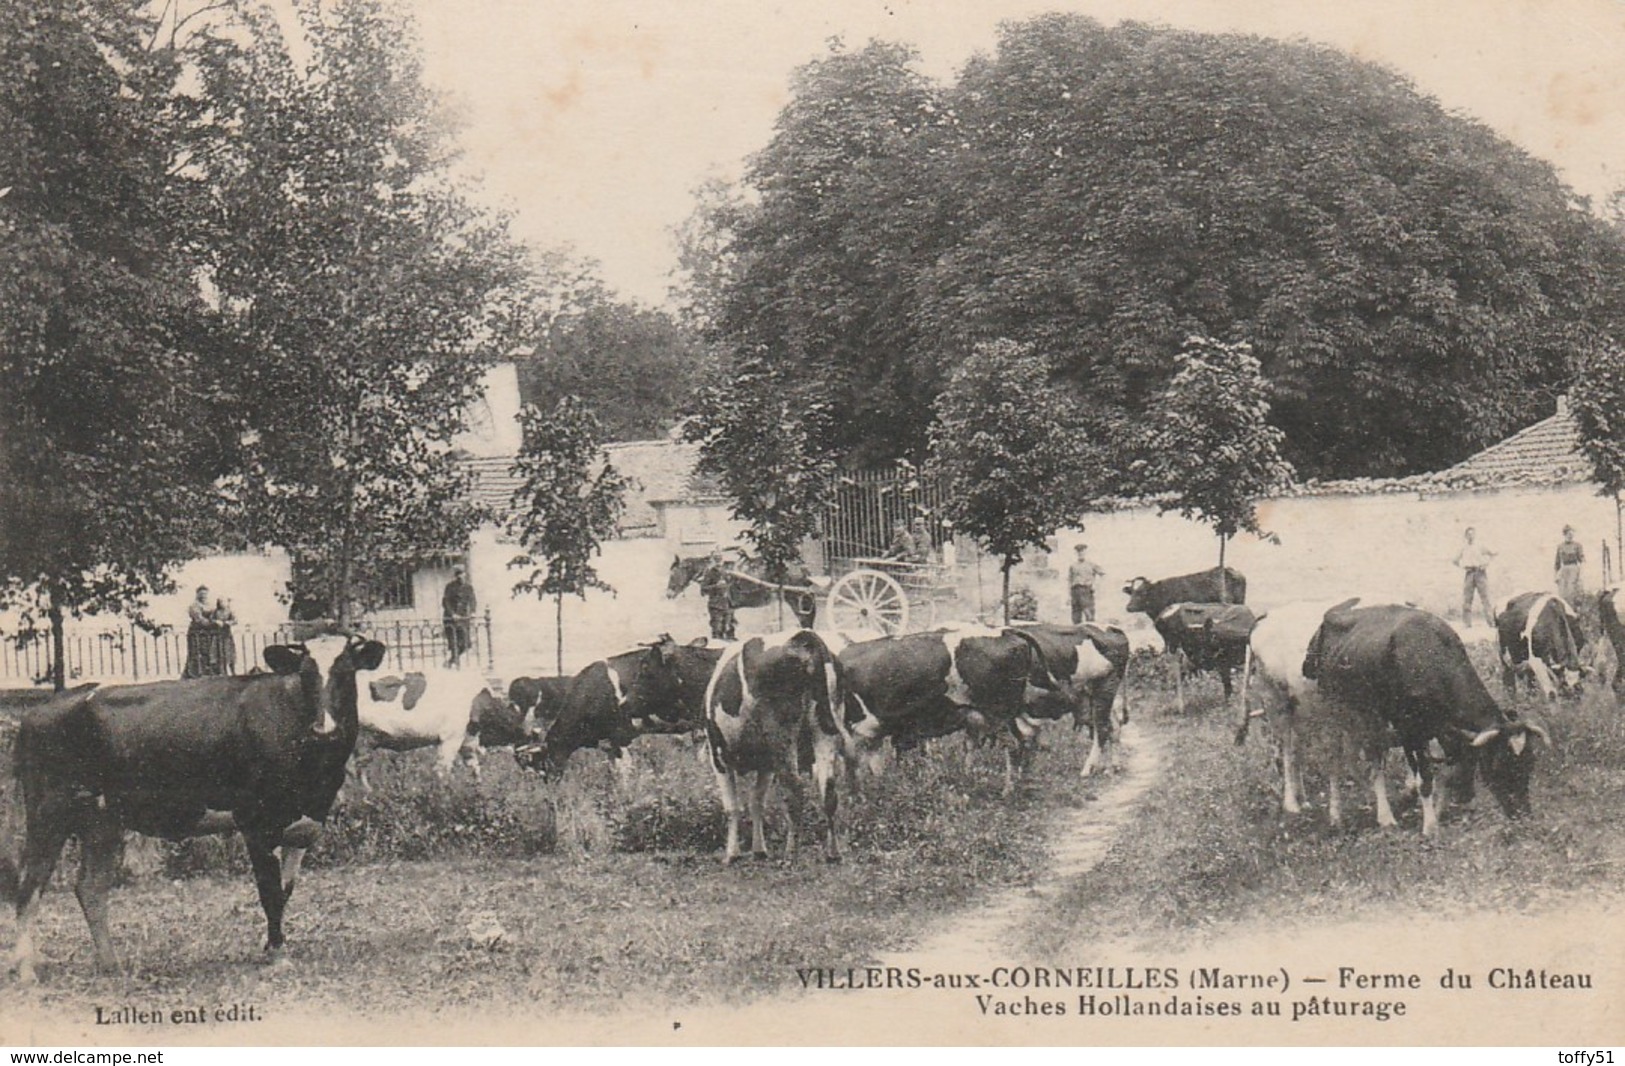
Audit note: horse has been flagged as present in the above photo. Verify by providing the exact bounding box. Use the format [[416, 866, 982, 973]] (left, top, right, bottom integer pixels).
[[665, 553, 819, 629]]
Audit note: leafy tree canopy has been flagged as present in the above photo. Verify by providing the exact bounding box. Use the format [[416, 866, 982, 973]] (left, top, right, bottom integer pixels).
[[683, 356, 837, 583], [927, 339, 1093, 619], [508, 397, 628, 672], [1571, 341, 1625, 499], [198, 0, 526, 622], [515, 294, 708, 442], [0, 0, 230, 666], [1137, 336, 1295, 550], [688, 17, 1625, 479]]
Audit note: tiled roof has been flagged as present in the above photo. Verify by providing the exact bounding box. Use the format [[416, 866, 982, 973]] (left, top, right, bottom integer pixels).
[[459, 439, 721, 538], [1287, 404, 1593, 499], [1434, 407, 1591, 485]]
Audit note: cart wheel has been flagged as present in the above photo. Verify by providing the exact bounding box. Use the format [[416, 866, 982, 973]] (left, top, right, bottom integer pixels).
[[827, 569, 910, 635]]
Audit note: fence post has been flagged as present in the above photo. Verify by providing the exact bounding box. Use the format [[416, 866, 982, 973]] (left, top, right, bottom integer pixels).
[[130, 624, 140, 681]]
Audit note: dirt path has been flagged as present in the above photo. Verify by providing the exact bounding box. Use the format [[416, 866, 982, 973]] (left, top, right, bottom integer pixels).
[[878, 722, 1165, 971]]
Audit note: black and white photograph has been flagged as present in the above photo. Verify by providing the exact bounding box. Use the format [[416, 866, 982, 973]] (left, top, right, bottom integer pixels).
[[2, 0, 1624, 1048]]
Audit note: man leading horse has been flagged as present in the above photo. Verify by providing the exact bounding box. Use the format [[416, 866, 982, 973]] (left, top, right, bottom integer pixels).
[[666, 548, 819, 635]]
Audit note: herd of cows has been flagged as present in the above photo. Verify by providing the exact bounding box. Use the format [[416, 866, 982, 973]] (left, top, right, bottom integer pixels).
[[0, 563, 1611, 982]]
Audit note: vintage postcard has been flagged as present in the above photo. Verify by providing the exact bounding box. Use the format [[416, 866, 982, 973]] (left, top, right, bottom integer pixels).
[[2, 0, 1623, 1050]]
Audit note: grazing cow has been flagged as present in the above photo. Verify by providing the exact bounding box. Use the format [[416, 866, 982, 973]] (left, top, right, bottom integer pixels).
[[1123, 566, 1248, 620], [1008, 623, 1130, 776], [354, 668, 504, 777], [703, 630, 843, 864], [1125, 567, 1249, 707], [1302, 602, 1548, 836], [1, 632, 386, 982], [1152, 602, 1261, 712], [833, 625, 1040, 793], [518, 636, 722, 780], [1246, 598, 1408, 815], [501, 675, 571, 745], [1497, 593, 1588, 701], [1598, 589, 1625, 694]]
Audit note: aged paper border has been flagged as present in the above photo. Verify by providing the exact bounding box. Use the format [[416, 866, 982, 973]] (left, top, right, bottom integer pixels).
[[9, 0, 1625, 1049]]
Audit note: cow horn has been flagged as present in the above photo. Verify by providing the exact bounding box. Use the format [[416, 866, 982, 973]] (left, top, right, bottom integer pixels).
[[1469, 728, 1502, 747], [1524, 722, 1552, 746]]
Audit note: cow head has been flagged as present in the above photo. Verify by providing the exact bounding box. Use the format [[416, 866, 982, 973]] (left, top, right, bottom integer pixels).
[[623, 634, 687, 722], [1123, 577, 1152, 613], [264, 634, 387, 738], [1462, 719, 1551, 819]]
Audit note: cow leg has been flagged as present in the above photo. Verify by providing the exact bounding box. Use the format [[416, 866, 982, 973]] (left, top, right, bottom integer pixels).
[[1278, 712, 1302, 815], [811, 734, 842, 863], [10, 817, 73, 985], [1082, 699, 1110, 777], [73, 813, 125, 974], [1411, 750, 1439, 837], [777, 772, 800, 862], [242, 830, 291, 961], [1175, 655, 1186, 714], [716, 769, 745, 866], [1371, 751, 1398, 829], [747, 772, 772, 861]]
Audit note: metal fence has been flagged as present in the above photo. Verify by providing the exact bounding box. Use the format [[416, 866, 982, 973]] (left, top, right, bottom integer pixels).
[[820, 469, 950, 570], [0, 611, 495, 688]]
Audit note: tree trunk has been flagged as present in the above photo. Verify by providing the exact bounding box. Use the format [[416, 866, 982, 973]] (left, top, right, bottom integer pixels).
[[1218, 533, 1231, 603], [48, 589, 65, 693], [555, 592, 564, 677], [1001, 559, 1012, 625]]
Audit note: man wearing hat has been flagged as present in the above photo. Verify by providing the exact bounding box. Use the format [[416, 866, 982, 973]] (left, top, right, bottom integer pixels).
[[1068, 543, 1105, 624], [442, 566, 477, 667], [1555, 525, 1586, 605]]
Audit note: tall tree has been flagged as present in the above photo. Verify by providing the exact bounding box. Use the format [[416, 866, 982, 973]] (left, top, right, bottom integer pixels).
[[927, 339, 1091, 623], [198, 0, 524, 623], [515, 299, 707, 442], [695, 39, 949, 468], [507, 398, 628, 675], [687, 17, 1625, 478], [1136, 336, 1295, 597], [1569, 339, 1625, 559], [684, 356, 836, 625], [0, 2, 227, 688]]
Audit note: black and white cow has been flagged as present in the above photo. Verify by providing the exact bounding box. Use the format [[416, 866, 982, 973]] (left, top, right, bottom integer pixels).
[[519, 636, 721, 780], [1303, 601, 1548, 836], [832, 625, 1041, 793], [1497, 592, 1588, 700], [703, 630, 844, 864], [2, 632, 386, 982], [354, 667, 503, 777], [1008, 622, 1130, 776]]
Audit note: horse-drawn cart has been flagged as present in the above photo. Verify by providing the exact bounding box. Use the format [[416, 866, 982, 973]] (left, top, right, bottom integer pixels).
[[825, 557, 959, 635]]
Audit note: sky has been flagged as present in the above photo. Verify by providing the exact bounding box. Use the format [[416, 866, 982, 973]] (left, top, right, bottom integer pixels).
[[405, 0, 1625, 308]]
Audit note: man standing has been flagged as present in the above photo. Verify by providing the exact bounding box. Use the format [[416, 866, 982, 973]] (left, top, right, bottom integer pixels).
[[1068, 543, 1106, 624], [1454, 527, 1497, 628], [1555, 525, 1586, 604], [442, 567, 477, 667], [699, 548, 735, 641]]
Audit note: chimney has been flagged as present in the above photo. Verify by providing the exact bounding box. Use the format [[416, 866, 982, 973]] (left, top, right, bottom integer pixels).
[[1556, 393, 1570, 419]]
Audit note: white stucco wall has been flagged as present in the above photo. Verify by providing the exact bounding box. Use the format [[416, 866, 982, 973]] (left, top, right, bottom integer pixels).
[[974, 482, 1621, 635]]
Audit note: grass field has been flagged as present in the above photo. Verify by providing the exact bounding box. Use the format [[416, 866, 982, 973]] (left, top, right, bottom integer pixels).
[[1, 638, 1622, 1031]]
